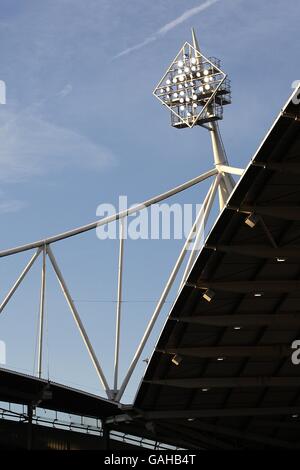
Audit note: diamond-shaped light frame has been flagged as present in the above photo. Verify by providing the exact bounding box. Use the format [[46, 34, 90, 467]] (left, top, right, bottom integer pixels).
[[153, 41, 231, 129]]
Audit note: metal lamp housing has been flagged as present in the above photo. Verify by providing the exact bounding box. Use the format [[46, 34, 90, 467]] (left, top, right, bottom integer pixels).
[[153, 41, 231, 129]]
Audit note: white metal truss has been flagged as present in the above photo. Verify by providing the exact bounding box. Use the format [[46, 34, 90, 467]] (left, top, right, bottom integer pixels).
[[0, 162, 243, 402], [0, 29, 244, 403]]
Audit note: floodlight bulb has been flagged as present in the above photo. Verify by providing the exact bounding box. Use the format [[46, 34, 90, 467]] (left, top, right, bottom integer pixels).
[[199, 86, 203, 92], [178, 68, 183, 74], [209, 76, 213, 82], [178, 60, 184, 68], [173, 77, 177, 83], [205, 84, 210, 90], [191, 66, 197, 72], [180, 105, 185, 111], [191, 57, 197, 65], [178, 84, 183, 89], [184, 66, 190, 73], [166, 79, 171, 85], [173, 93, 178, 98], [203, 289, 215, 302], [179, 75, 185, 82], [166, 87, 171, 92], [186, 97, 190, 103], [180, 91, 185, 96], [192, 103, 197, 108], [179, 98, 184, 103], [196, 72, 201, 77], [160, 88, 164, 93], [204, 69, 209, 75], [192, 94, 197, 100], [204, 77, 209, 83]]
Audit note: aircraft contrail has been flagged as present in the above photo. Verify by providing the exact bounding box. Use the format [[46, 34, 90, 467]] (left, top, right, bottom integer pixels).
[[113, 0, 222, 59]]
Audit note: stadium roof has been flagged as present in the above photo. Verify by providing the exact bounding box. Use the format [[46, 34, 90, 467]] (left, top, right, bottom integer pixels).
[[0, 367, 121, 419], [130, 86, 300, 449]]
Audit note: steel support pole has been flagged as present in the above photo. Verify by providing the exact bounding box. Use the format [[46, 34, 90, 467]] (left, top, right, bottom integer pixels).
[[27, 404, 34, 450], [221, 172, 235, 202], [0, 169, 217, 259], [115, 190, 218, 402], [180, 174, 221, 289], [113, 220, 124, 397], [46, 245, 112, 399], [0, 248, 42, 314], [209, 121, 235, 209], [37, 246, 46, 379], [217, 164, 244, 176]]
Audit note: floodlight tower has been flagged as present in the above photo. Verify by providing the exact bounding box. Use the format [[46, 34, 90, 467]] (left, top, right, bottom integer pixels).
[[153, 28, 235, 210]]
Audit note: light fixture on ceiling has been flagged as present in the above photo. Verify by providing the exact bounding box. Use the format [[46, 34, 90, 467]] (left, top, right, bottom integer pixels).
[[202, 288, 215, 302], [171, 354, 182, 366], [244, 213, 260, 228]]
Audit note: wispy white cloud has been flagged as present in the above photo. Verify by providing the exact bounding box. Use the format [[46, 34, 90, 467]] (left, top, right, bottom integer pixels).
[[0, 189, 27, 213], [114, 37, 156, 58], [0, 199, 27, 214], [57, 83, 73, 98], [0, 110, 116, 183], [113, 0, 222, 59]]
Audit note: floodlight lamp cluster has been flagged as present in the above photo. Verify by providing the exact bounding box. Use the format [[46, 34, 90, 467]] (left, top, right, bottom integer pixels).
[[153, 39, 231, 129]]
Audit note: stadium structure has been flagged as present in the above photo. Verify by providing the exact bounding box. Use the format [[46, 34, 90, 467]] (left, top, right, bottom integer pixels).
[[1, 30, 300, 450]]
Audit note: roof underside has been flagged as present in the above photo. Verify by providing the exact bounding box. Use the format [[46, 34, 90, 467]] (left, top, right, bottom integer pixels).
[[0, 368, 121, 419], [131, 88, 300, 449]]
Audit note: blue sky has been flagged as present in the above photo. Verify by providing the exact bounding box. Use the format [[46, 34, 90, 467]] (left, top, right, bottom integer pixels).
[[0, 0, 299, 404]]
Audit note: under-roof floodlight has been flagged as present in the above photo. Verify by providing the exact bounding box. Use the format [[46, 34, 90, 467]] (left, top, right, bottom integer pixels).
[[153, 30, 231, 129], [171, 354, 182, 366], [245, 213, 260, 228], [202, 288, 215, 302]]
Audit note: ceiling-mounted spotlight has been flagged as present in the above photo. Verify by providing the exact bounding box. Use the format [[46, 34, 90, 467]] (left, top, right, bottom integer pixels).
[[171, 354, 182, 366], [244, 213, 260, 228], [202, 288, 215, 302]]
